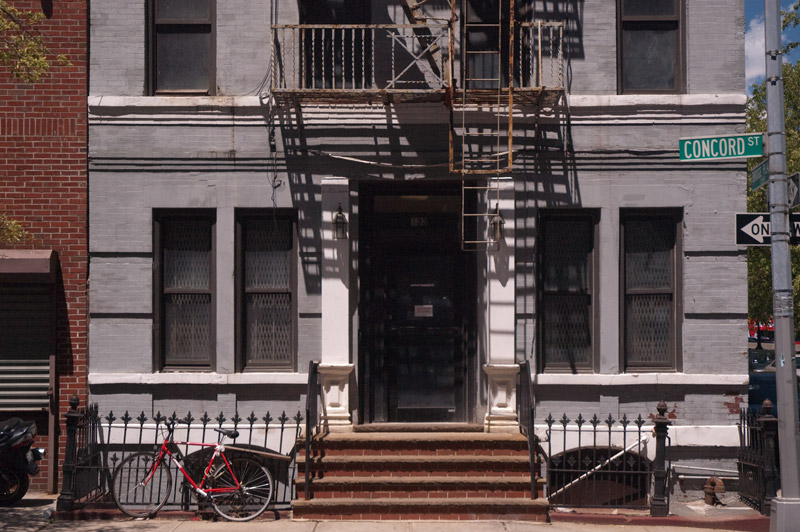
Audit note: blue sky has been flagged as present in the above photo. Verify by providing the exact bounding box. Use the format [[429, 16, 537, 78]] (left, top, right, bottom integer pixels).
[[745, 0, 800, 91]]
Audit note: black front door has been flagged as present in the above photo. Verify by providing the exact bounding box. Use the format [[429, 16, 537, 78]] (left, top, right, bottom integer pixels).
[[359, 184, 475, 423]]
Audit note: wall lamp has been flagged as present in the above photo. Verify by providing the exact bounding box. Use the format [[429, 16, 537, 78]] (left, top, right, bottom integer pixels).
[[490, 206, 505, 243], [333, 204, 348, 240]]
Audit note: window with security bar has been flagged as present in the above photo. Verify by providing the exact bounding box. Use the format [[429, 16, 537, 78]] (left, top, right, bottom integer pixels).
[[154, 212, 216, 369], [538, 212, 598, 373], [621, 210, 682, 371], [147, 0, 216, 95], [618, 0, 684, 93], [236, 212, 296, 371]]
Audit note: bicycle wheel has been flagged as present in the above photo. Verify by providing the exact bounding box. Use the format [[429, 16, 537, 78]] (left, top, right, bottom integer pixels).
[[209, 457, 273, 521], [111, 451, 173, 518]]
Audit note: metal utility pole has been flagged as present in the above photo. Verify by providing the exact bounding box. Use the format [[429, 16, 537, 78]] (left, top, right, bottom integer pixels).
[[764, 1, 800, 530]]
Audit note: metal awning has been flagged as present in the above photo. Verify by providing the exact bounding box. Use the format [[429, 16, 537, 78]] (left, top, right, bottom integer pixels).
[[0, 249, 58, 283]]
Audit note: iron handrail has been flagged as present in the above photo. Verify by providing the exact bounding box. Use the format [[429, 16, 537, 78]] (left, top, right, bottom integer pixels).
[[304, 360, 320, 500], [518, 360, 537, 499]]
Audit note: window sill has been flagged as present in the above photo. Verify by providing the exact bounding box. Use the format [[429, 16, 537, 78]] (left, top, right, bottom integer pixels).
[[89, 95, 262, 110], [88, 372, 308, 386], [532, 373, 747, 386]]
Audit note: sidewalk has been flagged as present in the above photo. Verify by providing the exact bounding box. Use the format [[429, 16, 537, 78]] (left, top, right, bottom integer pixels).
[[0, 492, 769, 532]]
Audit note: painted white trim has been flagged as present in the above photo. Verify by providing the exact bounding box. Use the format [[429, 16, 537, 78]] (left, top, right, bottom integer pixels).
[[88, 94, 746, 128], [88, 372, 308, 386], [567, 94, 747, 108], [532, 373, 748, 386], [88, 93, 746, 110], [88, 95, 264, 109]]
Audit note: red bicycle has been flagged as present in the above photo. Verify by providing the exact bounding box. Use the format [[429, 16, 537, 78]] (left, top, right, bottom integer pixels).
[[111, 424, 273, 521]]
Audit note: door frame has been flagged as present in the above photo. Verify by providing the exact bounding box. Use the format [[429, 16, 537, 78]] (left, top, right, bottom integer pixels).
[[357, 181, 478, 424]]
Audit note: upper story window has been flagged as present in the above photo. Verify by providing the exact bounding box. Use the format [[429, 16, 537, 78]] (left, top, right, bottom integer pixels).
[[147, 0, 216, 95], [618, 0, 683, 93]]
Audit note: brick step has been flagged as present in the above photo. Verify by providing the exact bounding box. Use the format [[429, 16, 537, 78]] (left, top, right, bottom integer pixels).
[[292, 496, 549, 521], [296, 475, 534, 500], [297, 454, 533, 476], [301, 432, 530, 457]]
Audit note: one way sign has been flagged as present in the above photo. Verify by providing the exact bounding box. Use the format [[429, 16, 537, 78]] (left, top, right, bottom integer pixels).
[[736, 213, 800, 245]]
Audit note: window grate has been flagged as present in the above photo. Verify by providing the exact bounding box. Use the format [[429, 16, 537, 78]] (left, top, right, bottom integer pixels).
[[622, 211, 680, 370], [238, 213, 296, 371]]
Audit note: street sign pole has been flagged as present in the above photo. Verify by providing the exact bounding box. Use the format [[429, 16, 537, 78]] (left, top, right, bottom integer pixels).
[[764, 1, 800, 530]]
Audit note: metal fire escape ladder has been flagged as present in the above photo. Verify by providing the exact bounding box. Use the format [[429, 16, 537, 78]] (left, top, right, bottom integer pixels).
[[455, 0, 513, 250]]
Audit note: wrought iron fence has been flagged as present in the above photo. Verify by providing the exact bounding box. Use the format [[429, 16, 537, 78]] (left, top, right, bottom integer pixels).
[[57, 396, 303, 513], [544, 411, 660, 509], [304, 360, 319, 500], [737, 405, 779, 515]]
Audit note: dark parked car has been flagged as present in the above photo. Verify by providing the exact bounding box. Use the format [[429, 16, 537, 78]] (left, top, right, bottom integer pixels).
[[748, 355, 800, 410]]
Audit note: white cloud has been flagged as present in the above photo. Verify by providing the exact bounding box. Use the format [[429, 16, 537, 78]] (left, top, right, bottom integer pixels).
[[745, 15, 766, 85]]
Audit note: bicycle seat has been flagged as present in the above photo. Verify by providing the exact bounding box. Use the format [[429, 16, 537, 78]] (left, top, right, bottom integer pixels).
[[214, 428, 239, 439]]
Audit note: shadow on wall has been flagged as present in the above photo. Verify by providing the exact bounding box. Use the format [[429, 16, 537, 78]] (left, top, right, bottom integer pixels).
[[529, 0, 585, 62], [41, 0, 53, 19], [513, 98, 579, 364]]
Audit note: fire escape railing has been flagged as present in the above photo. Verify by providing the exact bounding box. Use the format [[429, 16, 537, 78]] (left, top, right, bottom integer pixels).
[[270, 21, 564, 97], [271, 24, 450, 95], [516, 21, 564, 90]]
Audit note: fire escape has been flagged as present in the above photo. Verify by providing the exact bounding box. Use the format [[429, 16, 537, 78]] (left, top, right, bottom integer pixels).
[[270, 0, 565, 248]]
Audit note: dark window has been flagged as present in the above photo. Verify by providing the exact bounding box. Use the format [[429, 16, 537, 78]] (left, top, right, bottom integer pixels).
[[148, 0, 215, 95], [538, 212, 597, 372], [621, 210, 682, 371], [154, 212, 215, 369], [236, 212, 296, 371], [299, 0, 371, 89], [618, 0, 683, 93]]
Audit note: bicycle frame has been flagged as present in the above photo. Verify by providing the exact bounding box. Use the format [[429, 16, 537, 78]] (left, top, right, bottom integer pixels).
[[139, 426, 241, 498]]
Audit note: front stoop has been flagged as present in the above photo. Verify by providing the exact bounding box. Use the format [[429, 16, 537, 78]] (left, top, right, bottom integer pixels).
[[294, 431, 547, 520]]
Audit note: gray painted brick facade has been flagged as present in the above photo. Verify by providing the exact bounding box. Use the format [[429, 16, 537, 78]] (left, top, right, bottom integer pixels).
[[90, 1, 145, 96], [87, 1, 749, 456]]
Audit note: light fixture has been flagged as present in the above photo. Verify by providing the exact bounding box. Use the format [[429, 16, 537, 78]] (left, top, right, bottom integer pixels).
[[490, 207, 505, 243], [333, 204, 348, 240]]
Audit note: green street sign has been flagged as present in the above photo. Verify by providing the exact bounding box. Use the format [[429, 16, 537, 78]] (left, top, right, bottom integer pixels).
[[679, 133, 764, 161], [750, 159, 769, 191]]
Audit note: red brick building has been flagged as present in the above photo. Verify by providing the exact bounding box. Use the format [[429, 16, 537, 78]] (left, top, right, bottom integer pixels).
[[0, 0, 87, 493]]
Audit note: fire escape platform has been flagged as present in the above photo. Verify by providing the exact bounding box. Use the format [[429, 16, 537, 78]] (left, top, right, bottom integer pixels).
[[271, 88, 447, 106], [271, 87, 564, 108]]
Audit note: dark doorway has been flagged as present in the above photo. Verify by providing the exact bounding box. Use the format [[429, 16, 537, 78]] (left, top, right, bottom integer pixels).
[[359, 183, 476, 423]]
